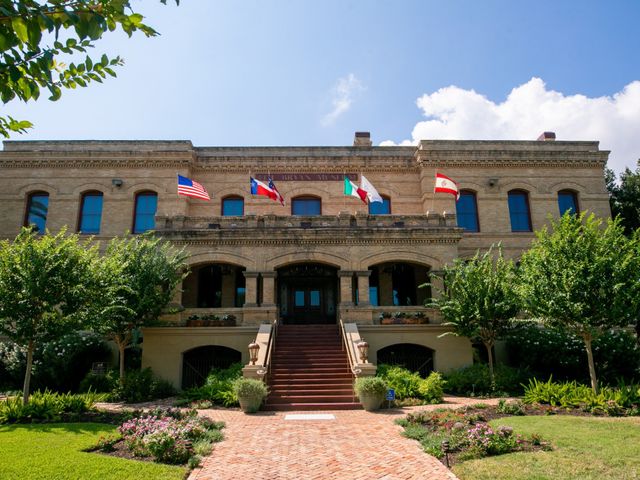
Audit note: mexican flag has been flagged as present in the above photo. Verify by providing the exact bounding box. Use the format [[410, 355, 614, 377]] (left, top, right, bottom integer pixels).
[[344, 177, 368, 204]]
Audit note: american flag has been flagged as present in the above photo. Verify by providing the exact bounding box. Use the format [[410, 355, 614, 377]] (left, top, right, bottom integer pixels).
[[177, 175, 210, 201], [268, 177, 285, 206]]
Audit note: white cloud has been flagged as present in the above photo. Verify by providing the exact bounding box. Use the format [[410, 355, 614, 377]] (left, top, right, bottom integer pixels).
[[321, 73, 364, 126], [381, 78, 640, 173]]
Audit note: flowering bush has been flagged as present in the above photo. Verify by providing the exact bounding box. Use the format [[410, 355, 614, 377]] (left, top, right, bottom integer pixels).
[[116, 409, 223, 465], [466, 422, 518, 455]]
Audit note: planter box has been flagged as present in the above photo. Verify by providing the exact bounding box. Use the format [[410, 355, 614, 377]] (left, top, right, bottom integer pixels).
[[380, 317, 428, 325]]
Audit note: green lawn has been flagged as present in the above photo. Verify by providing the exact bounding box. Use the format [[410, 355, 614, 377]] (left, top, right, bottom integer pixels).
[[453, 416, 640, 480], [0, 423, 187, 480]]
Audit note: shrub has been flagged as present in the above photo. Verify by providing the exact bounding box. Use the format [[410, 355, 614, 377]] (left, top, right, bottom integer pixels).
[[0, 332, 112, 392], [506, 322, 640, 385], [444, 363, 531, 396], [523, 377, 640, 414], [180, 363, 243, 407], [232, 378, 268, 399], [376, 364, 422, 399], [418, 372, 446, 404], [496, 399, 525, 415], [79, 371, 119, 394], [354, 376, 387, 397], [112, 368, 176, 403], [0, 390, 107, 423]]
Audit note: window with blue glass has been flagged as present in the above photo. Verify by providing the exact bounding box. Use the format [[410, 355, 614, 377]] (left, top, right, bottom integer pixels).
[[558, 190, 579, 216], [291, 196, 321, 215], [133, 191, 158, 233], [508, 190, 532, 232], [456, 190, 479, 232], [222, 196, 244, 216], [368, 196, 391, 215], [25, 192, 49, 233], [78, 192, 103, 234]]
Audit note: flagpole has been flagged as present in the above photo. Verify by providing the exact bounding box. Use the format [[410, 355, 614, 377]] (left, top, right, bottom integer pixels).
[[342, 170, 346, 212], [431, 168, 437, 213]]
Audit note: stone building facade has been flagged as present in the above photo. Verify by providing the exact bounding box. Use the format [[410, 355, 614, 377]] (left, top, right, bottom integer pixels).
[[0, 133, 610, 388]]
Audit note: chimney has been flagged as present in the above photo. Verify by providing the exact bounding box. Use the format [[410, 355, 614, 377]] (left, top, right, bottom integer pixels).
[[353, 131, 372, 147], [537, 131, 556, 141]]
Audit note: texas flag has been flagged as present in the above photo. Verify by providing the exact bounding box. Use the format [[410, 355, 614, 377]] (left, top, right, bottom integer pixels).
[[250, 177, 285, 205], [434, 173, 460, 201]]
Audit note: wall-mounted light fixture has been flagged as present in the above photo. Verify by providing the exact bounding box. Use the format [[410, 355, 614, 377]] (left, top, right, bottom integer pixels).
[[488, 178, 498, 187], [112, 178, 123, 187]]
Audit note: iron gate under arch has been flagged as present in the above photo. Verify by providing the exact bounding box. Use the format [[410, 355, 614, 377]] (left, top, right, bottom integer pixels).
[[376, 343, 434, 377], [181, 345, 241, 389]]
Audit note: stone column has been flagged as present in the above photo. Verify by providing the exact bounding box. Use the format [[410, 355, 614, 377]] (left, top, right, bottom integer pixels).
[[355, 270, 371, 306], [261, 271, 277, 307], [338, 270, 355, 306], [243, 271, 259, 307]]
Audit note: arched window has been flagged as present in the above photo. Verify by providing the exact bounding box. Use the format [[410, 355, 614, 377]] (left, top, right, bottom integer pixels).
[[368, 195, 391, 215], [133, 191, 158, 233], [558, 190, 579, 216], [78, 191, 103, 234], [222, 196, 244, 216], [24, 191, 49, 233], [456, 190, 479, 232], [507, 190, 532, 232], [291, 196, 321, 215]]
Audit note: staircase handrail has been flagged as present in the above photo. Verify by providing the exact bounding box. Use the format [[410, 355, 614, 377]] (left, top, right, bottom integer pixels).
[[257, 319, 278, 378], [339, 318, 362, 377]]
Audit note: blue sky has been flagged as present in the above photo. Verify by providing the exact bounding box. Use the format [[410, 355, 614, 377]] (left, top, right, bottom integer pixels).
[[4, 0, 640, 172]]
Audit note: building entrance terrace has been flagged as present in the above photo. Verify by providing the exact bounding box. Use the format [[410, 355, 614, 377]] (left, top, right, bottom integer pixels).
[[277, 263, 337, 324]]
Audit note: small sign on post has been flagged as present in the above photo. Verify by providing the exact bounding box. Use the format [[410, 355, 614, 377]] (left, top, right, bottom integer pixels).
[[386, 388, 395, 408]]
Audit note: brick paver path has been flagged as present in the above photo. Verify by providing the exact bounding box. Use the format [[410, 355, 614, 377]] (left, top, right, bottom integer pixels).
[[189, 397, 503, 480]]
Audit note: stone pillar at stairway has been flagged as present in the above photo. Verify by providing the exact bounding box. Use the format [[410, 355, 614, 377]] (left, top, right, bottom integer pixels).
[[355, 270, 371, 306]]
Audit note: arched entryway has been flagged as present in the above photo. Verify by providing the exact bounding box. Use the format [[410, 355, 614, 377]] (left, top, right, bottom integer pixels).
[[368, 262, 431, 306], [181, 345, 242, 389], [376, 343, 434, 377], [277, 263, 338, 324], [182, 263, 246, 308]]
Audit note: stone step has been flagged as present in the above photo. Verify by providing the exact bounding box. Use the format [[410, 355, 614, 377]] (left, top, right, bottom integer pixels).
[[263, 402, 361, 411], [267, 394, 356, 404]]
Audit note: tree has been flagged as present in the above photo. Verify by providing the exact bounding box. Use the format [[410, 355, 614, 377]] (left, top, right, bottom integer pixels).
[[0, 228, 98, 403], [95, 234, 187, 382], [0, 0, 176, 138], [429, 246, 520, 387], [605, 161, 640, 235], [519, 213, 635, 392]]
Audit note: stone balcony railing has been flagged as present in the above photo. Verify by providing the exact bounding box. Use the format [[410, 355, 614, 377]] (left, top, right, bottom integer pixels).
[[155, 211, 459, 232]]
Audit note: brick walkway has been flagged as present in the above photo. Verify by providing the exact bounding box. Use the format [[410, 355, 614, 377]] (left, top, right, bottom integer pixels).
[[190, 397, 502, 480]]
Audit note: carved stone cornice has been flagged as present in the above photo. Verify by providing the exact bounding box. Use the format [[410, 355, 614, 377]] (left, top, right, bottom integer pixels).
[[0, 151, 194, 169]]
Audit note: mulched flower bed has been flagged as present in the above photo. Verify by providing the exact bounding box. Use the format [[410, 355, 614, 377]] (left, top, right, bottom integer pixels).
[[399, 401, 561, 468]]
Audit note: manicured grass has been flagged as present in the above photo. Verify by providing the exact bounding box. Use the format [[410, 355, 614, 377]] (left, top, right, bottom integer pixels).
[[453, 416, 640, 480], [0, 423, 187, 480]]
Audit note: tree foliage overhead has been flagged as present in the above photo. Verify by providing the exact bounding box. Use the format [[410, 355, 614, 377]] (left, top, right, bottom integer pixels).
[[519, 213, 638, 392], [94, 233, 188, 381], [0, 227, 99, 402], [429, 245, 520, 385], [606, 161, 640, 235], [0, 0, 176, 138]]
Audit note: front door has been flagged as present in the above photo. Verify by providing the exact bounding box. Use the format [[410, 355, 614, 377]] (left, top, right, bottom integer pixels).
[[277, 263, 337, 324]]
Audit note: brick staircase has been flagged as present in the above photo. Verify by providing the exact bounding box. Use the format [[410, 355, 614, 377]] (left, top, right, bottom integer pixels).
[[264, 324, 361, 411]]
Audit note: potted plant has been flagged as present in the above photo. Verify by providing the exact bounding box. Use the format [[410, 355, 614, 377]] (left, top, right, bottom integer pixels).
[[233, 378, 269, 413], [222, 314, 236, 326], [354, 376, 387, 411], [187, 314, 204, 327]]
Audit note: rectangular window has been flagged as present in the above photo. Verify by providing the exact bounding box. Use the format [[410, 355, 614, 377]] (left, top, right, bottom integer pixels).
[[79, 193, 103, 234], [133, 193, 158, 233], [558, 191, 578, 216], [222, 197, 244, 216], [508, 191, 532, 232], [292, 198, 321, 215], [456, 192, 479, 232], [25, 193, 49, 233], [309, 290, 320, 307], [368, 197, 391, 215], [295, 290, 305, 307]]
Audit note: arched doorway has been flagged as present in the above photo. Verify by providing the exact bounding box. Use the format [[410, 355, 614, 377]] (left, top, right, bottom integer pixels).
[[181, 345, 241, 389], [376, 343, 434, 377], [368, 262, 431, 306], [277, 263, 338, 324], [182, 263, 246, 308]]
